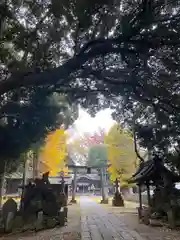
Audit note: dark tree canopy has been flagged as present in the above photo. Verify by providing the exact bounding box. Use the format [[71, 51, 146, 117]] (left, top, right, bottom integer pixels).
[[1, 0, 180, 171], [0, 88, 78, 171]]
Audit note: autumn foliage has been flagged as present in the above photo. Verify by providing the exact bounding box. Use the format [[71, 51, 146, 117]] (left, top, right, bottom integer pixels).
[[40, 128, 68, 176], [105, 124, 136, 187], [67, 128, 106, 165]]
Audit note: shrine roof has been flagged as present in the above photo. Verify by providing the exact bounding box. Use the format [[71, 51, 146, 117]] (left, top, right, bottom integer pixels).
[[129, 157, 180, 184]]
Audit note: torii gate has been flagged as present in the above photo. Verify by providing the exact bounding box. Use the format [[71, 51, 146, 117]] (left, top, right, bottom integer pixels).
[[67, 164, 110, 204]]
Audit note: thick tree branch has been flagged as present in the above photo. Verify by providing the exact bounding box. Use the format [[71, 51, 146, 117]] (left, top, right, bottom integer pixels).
[[0, 43, 135, 95], [52, 87, 110, 95], [133, 128, 145, 163]]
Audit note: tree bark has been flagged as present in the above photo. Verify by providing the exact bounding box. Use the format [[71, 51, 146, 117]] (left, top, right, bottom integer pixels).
[[0, 161, 6, 208], [0, 170, 5, 208], [133, 128, 145, 163], [115, 178, 119, 193], [0, 176, 3, 208], [20, 156, 28, 211], [139, 185, 142, 211]]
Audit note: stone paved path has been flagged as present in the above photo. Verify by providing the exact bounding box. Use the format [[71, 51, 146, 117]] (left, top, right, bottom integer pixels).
[[1, 197, 180, 239], [80, 196, 143, 240], [80, 196, 180, 240]]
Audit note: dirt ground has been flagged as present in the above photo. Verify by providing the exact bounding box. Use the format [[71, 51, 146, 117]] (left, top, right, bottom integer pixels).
[[0, 203, 81, 240]]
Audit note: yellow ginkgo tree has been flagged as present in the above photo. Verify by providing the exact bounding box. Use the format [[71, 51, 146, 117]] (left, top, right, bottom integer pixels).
[[40, 127, 68, 176], [105, 124, 137, 188]]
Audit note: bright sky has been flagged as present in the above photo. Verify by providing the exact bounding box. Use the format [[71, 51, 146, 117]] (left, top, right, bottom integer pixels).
[[67, 107, 116, 141], [66, 107, 148, 165]]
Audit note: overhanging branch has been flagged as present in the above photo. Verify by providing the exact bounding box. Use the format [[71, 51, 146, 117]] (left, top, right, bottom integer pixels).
[[51, 87, 111, 96], [0, 42, 136, 96]]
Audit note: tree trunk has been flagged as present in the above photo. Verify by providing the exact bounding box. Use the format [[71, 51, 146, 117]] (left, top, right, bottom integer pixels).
[[71, 169, 77, 202], [22, 158, 28, 187], [112, 178, 124, 206], [0, 162, 6, 208], [61, 174, 65, 194], [133, 131, 145, 163], [32, 150, 38, 179], [115, 178, 119, 193], [20, 157, 28, 211], [132, 113, 145, 163], [0, 172, 5, 208], [139, 185, 142, 210], [0, 177, 3, 208], [146, 182, 151, 206]]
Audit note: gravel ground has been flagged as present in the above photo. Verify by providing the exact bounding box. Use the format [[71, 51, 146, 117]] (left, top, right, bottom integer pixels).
[[0, 203, 81, 240]]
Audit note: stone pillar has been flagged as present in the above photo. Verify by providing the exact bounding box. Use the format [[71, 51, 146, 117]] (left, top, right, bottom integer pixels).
[[100, 168, 108, 204]]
